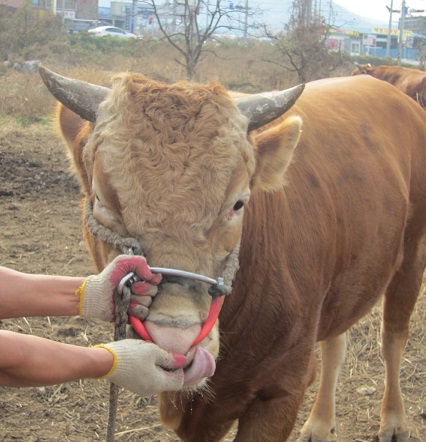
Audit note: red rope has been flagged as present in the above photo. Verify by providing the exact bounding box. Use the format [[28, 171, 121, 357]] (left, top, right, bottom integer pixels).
[[129, 296, 222, 348]]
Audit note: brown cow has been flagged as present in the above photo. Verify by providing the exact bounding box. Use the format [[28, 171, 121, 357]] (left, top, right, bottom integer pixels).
[[352, 63, 426, 109], [40, 67, 426, 442]]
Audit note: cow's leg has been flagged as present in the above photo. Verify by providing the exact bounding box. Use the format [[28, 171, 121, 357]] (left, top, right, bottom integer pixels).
[[297, 333, 346, 442], [234, 391, 306, 442], [379, 240, 425, 442], [232, 348, 317, 442]]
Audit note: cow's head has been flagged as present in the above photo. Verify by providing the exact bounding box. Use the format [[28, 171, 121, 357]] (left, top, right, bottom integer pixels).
[[351, 63, 373, 76], [40, 66, 303, 389]]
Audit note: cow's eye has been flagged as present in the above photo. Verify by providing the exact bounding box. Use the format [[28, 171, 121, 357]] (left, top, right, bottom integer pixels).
[[233, 200, 244, 211], [93, 193, 102, 205]]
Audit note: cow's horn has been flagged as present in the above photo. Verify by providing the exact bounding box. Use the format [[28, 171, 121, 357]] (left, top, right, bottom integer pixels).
[[235, 83, 305, 132], [39, 66, 110, 122]]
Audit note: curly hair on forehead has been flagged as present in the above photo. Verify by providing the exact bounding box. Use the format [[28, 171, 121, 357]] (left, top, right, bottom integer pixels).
[[113, 72, 231, 102], [85, 72, 254, 236], [102, 74, 242, 155], [97, 71, 252, 170]]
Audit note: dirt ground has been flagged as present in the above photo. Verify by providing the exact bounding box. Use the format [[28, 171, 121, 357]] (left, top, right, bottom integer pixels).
[[0, 121, 425, 442]]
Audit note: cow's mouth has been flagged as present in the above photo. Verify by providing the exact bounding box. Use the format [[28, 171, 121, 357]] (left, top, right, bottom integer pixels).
[[131, 319, 217, 386], [182, 347, 216, 386], [128, 298, 219, 385], [129, 295, 221, 349], [156, 343, 216, 386], [121, 269, 227, 385]]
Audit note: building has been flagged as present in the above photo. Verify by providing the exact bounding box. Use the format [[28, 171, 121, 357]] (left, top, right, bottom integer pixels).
[[403, 16, 426, 35], [0, 0, 97, 21], [325, 25, 424, 61], [100, 1, 168, 34], [0, 0, 25, 8], [58, 0, 97, 20]]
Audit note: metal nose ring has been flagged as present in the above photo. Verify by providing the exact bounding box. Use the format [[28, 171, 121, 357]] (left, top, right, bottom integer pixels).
[[117, 267, 226, 297]]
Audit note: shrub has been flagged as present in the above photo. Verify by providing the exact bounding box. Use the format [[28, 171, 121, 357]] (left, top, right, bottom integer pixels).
[[0, 2, 65, 61]]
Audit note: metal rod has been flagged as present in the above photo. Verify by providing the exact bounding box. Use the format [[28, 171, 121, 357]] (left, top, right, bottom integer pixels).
[[398, 0, 406, 65], [117, 272, 136, 294], [386, 0, 394, 58], [118, 268, 223, 289], [150, 267, 220, 286]]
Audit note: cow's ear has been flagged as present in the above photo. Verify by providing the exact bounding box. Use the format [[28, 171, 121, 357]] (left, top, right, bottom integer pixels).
[[56, 104, 92, 194], [251, 116, 302, 192]]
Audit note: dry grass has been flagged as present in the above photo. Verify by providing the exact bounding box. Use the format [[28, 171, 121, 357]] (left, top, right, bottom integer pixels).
[[0, 116, 425, 442], [1, 43, 423, 441], [0, 71, 52, 122], [0, 39, 355, 122], [288, 284, 426, 441]]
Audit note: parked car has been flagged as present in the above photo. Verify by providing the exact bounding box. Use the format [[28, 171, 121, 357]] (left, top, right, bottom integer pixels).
[[87, 26, 137, 39]]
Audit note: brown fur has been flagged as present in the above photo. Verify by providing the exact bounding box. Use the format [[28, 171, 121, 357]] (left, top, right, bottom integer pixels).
[[57, 73, 426, 441], [352, 63, 426, 109]]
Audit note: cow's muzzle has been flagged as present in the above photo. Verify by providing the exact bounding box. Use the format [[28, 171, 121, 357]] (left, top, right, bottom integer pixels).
[[119, 268, 226, 347]]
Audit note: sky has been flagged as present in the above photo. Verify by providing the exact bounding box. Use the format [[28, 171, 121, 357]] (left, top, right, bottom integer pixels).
[[251, 0, 414, 29], [254, 0, 426, 29], [97, 0, 426, 30], [333, 0, 426, 22]]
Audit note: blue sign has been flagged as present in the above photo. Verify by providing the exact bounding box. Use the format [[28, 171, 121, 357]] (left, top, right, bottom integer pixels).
[[125, 5, 131, 31], [131, 0, 137, 32]]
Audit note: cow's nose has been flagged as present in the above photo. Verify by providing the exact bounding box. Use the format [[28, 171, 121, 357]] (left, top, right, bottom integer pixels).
[[144, 321, 202, 354]]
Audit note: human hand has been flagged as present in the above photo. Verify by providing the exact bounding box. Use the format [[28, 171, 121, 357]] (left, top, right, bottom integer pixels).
[[76, 255, 161, 322], [96, 340, 186, 396]]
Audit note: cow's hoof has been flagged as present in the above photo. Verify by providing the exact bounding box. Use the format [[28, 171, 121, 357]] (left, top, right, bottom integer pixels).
[[378, 430, 409, 442], [297, 438, 334, 442], [296, 432, 336, 442]]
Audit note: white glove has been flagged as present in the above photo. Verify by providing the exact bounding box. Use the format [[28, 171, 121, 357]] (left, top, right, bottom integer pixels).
[[75, 255, 161, 322], [95, 340, 186, 396]]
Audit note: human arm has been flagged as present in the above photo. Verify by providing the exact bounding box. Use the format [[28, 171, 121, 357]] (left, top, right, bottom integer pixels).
[[0, 330, 110, 386], [0, 255, 161, 321], [0, 331, 186, 395], [0, 266, 83, 319]]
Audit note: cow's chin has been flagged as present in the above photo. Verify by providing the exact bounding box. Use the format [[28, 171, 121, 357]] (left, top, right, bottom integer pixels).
[[128, 323, 219, 389]]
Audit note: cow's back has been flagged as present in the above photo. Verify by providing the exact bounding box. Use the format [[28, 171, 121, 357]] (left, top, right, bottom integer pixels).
[[353, 65, 426, 108]]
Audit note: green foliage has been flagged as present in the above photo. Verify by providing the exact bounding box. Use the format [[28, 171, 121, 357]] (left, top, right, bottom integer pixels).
[[0, 2, 65, 61], [412, 37, 426, 68], [351, 55, 398, 67], [0, 11, 160, 67], [20, 116, 49, 126], [69, 33, 140, 55], [53, 33, 158, 65], [16, 116, 34, 127]]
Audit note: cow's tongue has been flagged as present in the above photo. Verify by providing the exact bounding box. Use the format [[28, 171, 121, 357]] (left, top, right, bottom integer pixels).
[[143, 322, 216, 385], [145, 322, 201, 354], [183, 347, 216, 386]]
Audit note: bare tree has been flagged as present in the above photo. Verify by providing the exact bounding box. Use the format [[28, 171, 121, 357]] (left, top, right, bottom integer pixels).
[[413, 37, 426, 69], [139, 0, 255, 78], [263, 0, 343, 83]]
